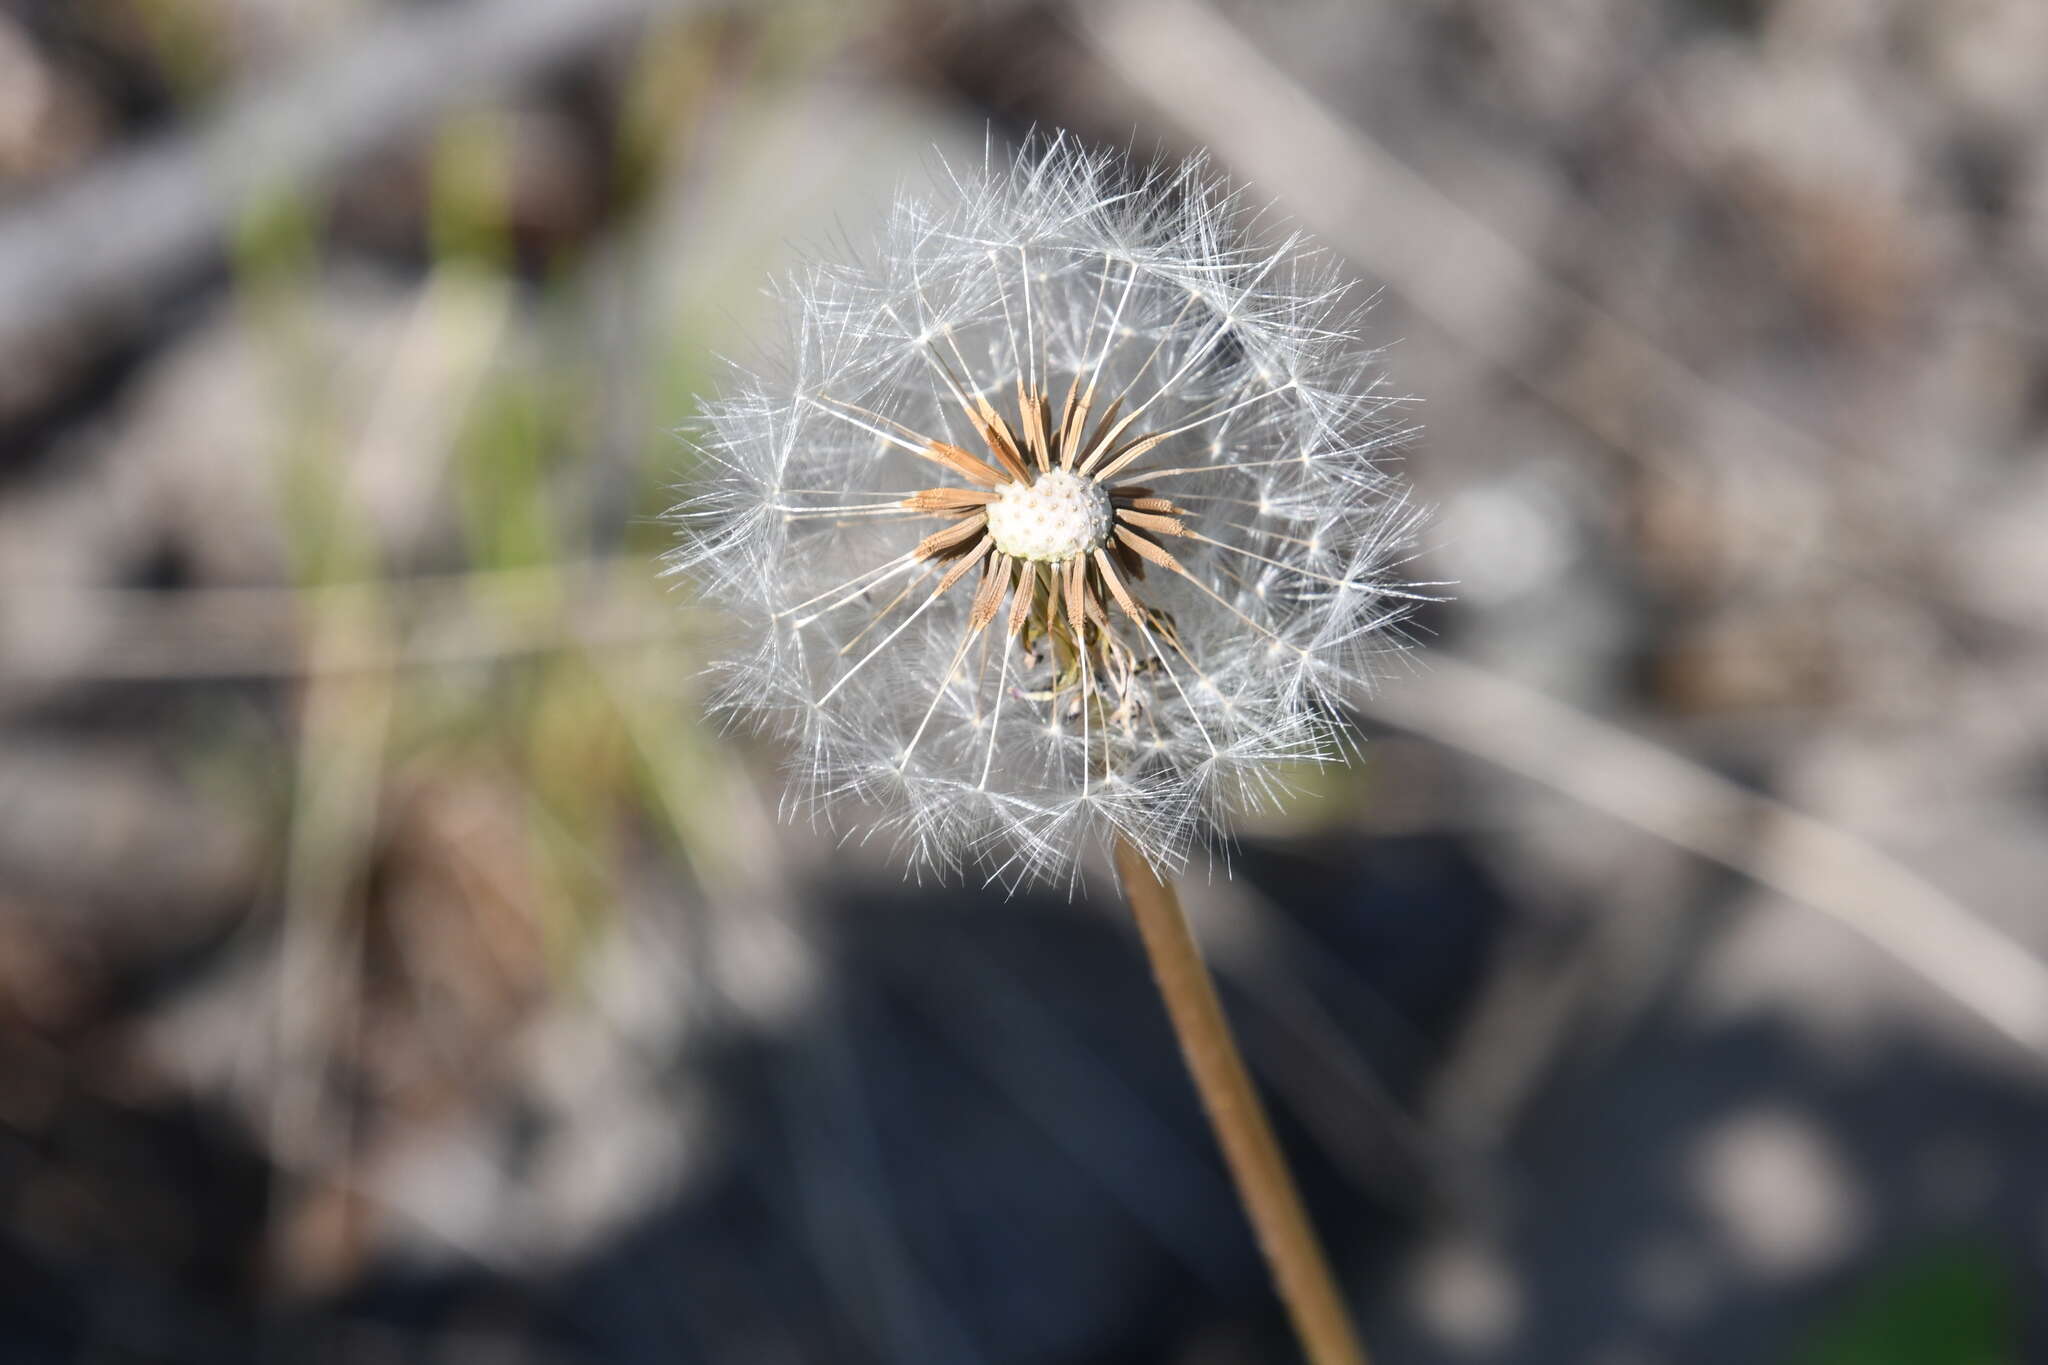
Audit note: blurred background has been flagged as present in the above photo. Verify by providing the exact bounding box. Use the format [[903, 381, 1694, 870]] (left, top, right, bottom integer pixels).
[[4, 0, 2047, 1360]]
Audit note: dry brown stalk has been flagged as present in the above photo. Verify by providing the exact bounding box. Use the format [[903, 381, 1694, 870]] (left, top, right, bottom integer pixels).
[[1113, 836, 1370, 1365]]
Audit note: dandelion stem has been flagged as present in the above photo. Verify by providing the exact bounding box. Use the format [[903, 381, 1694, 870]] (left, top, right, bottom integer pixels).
[[1112, 836, 1369, 1365]]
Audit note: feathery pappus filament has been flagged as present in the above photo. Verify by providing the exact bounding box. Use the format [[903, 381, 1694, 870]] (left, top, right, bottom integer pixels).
[[671, 133, 1430, 887]]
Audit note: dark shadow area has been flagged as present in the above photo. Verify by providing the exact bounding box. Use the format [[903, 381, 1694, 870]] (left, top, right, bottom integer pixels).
[[0, 834, 1506, 1363]]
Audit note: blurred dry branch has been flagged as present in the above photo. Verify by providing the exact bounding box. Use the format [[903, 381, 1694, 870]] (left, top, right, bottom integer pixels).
[[1363, 653, 2048, 1058], [0, 0, 704, 403], [0, 559, 689, 686]]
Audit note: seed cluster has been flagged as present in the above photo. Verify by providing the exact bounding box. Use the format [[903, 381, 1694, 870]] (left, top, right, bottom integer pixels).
[[676, 135, 1424, 885], [878, 361, 1214, 721], [986, 470, 1113, 564]]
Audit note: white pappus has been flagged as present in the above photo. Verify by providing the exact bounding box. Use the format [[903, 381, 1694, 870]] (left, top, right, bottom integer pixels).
[[670, 132, 1430, 889]]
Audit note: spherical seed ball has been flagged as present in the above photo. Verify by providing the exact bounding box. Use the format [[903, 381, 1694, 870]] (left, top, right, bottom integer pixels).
[[673, 133, 1428, 888], [986, 470, 1113, 563]]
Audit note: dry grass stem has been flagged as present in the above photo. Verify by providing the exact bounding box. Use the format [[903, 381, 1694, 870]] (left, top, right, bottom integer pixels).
[[1114, 836, 1370, 1365]]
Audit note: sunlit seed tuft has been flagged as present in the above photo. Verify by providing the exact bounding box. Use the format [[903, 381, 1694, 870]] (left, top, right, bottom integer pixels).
[[669, 131, 1433, 887]]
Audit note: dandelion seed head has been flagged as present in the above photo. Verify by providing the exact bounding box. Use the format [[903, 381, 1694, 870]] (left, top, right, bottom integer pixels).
[[669, 131, 1429, 887]]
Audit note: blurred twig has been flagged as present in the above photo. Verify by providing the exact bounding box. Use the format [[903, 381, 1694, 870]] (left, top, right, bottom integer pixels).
[[1364, 654, 2048, 1058], [0, 558, 694, 683], [0, 0, 709, 366]]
